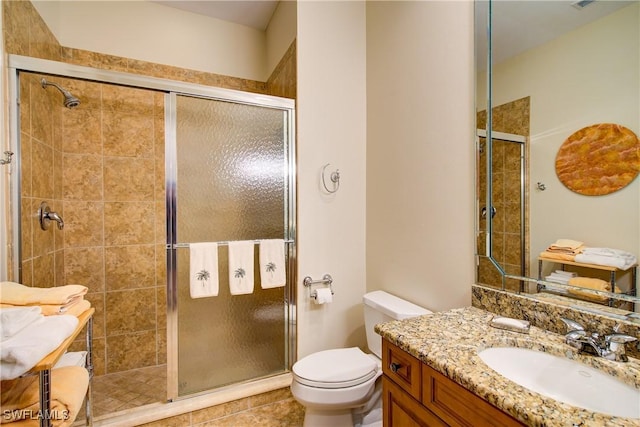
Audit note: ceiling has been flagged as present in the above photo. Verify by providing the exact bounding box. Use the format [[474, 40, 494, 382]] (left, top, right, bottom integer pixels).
[[150, 0, 632, 64], [151, 1, 279, 30], [476, 0, 634, 68]]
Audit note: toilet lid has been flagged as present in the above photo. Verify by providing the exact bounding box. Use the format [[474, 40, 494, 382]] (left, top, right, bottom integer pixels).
[[293, 347, 379, 389]]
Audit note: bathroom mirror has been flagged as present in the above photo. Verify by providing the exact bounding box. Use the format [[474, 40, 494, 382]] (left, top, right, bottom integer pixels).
[[475, 0, 640, 315]]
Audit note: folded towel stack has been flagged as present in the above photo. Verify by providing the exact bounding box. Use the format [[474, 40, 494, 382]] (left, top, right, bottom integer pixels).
[[547, 239, 585, 254], [1, 366, 89, 427], [0, 312, 79, 380], [575, 247, 638, 270], [567, 276, 620, 303], [545, 270, 576, 285], [0, 282, 90, 380], [0, 282, 90, 316]]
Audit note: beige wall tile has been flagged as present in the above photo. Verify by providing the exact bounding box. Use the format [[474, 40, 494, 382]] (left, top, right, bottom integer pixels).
[[54, 248, 65, 286], [103, 157, 155, 201], [31, 140, 54, 198], [20, 197, 33, 260], [30, 81, 55, 145], [32, 253, 55, 287], [103, 112, 154, 158], [20, 133, 32, 197], [63, 201, 104, 247], [53, 148, 63, 200], [19, 76, 32, 139], [86, 292, 106, 339], [28, 3, 60, 60], [137, 413, 190, 427], [2, 0, 30, 56], [64, 247, 105, 291], [63, 153, 103, 200], [105, 244, 156, 290], [61, 109, 102, 155], [157, 327, 167, 365], [102, 84, 154, 115], [155, 243, 166, 289], [104, 202, 155, 245], [21, 259, 33, 287], [105, 288, 156, 334], [106, 330, 157, 372], [249, 388, 293, 408], [191, 398, 249, 424]]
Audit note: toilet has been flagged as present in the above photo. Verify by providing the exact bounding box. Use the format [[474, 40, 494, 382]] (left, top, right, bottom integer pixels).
[[291, 290, 432, 427]]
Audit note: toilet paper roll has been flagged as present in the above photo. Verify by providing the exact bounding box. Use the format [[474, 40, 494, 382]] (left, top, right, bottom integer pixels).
[[314, 288, 333, 305]]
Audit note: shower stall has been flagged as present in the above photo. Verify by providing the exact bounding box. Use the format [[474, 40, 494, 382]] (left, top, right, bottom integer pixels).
[[7, 56, 296, 415], [476, 130, 527, 292]]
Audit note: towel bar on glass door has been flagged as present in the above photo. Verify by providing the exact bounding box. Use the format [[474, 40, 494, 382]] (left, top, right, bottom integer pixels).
[[303, 274, 334, 299], [170, 239, 294, 249]]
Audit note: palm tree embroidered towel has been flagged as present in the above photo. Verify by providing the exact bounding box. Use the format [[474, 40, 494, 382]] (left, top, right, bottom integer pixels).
[[190, 242, 219, 298], [228, 241, 255, 295], [259, 239, 286, 289]]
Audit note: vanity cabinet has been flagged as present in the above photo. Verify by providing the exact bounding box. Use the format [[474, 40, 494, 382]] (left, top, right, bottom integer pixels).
[[382, 339, 524, 427]]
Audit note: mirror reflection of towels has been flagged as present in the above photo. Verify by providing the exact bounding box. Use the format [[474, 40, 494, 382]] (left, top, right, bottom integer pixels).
[[259, 239, 286, 289], [189, 242, 219, 298], [228, 241, 255, 295]]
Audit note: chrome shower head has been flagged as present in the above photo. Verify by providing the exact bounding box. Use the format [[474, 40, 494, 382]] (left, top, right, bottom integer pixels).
[[41, 78, 80, 108]]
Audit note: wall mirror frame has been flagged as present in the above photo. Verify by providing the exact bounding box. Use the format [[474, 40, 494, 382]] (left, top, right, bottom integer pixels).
[[475, 0, 640, 320]]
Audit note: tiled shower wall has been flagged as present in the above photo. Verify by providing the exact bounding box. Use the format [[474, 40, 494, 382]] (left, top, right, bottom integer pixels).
[[4, 0, 296, 377], [477, 97, 530, 291]]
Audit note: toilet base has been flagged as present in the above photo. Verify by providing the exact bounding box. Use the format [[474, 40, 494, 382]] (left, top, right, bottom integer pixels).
[[303, 408, 353, 427]]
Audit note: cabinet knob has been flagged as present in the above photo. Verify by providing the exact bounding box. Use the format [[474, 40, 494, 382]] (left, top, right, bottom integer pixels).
[[390, 362, 401, 373]]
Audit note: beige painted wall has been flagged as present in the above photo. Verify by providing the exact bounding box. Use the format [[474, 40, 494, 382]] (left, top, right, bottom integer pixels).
[[366, 1, 475, 313], [32, 0, 296, 81], [478, 3, 640, 275], [0, 10, 8, 281], [266, 1, 297, 78], [296, 0, 368, 357]]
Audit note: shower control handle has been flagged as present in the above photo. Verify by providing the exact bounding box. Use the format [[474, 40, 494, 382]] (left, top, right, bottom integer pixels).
[[38, 201, 64, 230]]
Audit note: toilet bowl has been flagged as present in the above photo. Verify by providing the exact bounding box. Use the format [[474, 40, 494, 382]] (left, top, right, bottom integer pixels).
[[291, 291, 431, 427]]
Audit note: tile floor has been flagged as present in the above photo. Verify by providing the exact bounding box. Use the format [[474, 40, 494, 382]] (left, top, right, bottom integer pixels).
[[90, 365, 167, 417], [76, 366, 305, 426]]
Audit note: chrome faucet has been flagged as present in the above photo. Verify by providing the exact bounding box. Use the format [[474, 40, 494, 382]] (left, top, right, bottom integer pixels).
[[560, 318, 637, 362]]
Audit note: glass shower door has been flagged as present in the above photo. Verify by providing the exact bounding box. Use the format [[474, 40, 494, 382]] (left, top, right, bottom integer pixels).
[[167, 93, 295, 398]]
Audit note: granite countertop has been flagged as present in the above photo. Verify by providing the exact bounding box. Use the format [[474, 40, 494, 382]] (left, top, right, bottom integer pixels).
[[375, 306, 640, 427]]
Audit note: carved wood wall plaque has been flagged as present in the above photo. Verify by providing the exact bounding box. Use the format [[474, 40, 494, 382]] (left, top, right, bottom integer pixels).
[[555, 123, 640, 196]]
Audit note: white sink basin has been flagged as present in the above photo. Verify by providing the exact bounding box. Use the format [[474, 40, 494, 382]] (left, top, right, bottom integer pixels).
[[478, 347, 640, 419]]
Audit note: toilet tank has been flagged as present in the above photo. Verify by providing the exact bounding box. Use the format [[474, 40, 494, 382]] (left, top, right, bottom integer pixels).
[[363, 290, 432, 359]]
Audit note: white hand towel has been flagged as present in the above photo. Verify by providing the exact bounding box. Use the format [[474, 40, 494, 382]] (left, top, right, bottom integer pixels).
[[228, 241, 255, 295], [0, 314, 79, 380], [0, 307, 43, 341], [189, 242, 219, 298], [259, 239, 286, 289]]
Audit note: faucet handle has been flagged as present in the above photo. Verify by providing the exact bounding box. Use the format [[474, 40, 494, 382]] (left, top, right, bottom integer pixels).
[[560, 317, 585, 333], [605, 333, 637, 362], [606, 333, 637, 345]]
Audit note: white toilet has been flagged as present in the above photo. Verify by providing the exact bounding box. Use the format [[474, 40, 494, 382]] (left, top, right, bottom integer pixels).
[[291, 290, 432, 427]]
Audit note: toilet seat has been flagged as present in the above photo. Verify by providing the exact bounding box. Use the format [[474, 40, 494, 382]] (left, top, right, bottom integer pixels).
[[293, 347, 379, 389]]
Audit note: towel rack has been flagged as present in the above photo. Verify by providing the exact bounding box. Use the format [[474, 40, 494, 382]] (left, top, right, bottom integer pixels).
[[303, 274, 334, 299], [169, 239, 294, 249]]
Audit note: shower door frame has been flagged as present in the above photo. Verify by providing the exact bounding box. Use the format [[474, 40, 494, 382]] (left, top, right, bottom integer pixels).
[[165, 93, 297, 400], [6, 55, 297, 401], [476, 129, 527, 288]]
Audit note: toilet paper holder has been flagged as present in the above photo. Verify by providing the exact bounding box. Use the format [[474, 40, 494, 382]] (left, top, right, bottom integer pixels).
[[303, 274, 334, 299]]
